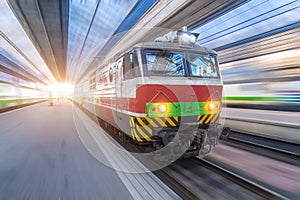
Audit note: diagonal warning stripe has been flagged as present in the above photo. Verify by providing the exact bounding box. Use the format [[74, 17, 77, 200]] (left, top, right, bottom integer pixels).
[[136, 125, 151, 142], [154, 117, 167, 127], [205, 114, 213, 124], [145, 117, 159, 128], [200, 115, 208, 124], [165, 117, 176, 126], [137, 117, 152, 134]]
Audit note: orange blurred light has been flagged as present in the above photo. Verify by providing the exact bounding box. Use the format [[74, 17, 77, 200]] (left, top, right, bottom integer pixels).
[[206, 101, 220, 112]]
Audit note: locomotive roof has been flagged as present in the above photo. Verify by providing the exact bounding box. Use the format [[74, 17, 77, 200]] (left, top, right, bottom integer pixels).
[[132, 42, 217, 55]]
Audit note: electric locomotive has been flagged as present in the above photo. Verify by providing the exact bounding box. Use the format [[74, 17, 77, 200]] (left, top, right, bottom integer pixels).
[[76, 27, 223, 158]]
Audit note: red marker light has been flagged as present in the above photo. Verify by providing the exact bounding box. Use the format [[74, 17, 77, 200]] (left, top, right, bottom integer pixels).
[[151, 106, 156, 111]]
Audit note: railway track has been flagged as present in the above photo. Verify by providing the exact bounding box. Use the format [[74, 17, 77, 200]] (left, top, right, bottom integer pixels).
[[157, 156, 291, 200], [91, 116, 290, 199], [193, 158, 288, 200], [75, 102, 292, 199], [228, 129, 300, 155], [221, 128, 300, 166]]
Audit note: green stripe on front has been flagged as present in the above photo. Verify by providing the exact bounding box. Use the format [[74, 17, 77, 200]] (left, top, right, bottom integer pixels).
[[146, 101, 219, 118]]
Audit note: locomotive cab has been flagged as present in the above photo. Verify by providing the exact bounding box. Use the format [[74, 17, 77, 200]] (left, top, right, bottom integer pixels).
[[118, 30, 223, 157]]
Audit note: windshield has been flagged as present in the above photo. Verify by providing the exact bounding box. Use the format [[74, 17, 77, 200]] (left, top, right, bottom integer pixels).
[[145, 50, 185, 76], [189, 53, 218, 78]]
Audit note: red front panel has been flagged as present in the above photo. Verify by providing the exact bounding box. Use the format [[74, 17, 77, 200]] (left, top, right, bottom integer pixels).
[[95, 84, 222, 116], [94, 84, 222, 125], [129, 84, 223, 114]]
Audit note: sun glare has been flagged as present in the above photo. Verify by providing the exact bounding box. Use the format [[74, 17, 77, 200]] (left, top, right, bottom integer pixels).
[[49, 83, 74, 98]]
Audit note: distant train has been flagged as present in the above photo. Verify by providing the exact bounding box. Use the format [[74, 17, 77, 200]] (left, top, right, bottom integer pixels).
[[193, 3, 300, 112], [220, 29, 300, 112], [196, 7, 300, 144], [74, 28, 223, 158]]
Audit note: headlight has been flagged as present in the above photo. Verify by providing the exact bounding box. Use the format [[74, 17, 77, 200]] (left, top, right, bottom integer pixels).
[[189, 34, 197, 43], [209, 103, 217, 110], [177, 30, 199, 47], [206, 101, 220, 112], [158, 104, 167, 113], [181, 33, 190, 43]]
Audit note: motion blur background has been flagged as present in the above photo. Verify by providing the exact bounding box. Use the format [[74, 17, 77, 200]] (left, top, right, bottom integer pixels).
[[1, 0, 299, 112], [1, 0, 300, 199]]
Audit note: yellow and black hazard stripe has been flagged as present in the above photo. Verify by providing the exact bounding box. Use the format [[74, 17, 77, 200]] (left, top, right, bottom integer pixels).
[[130, 116, 180, 142], [197, 113, 220, 125], [143, 116, 179, 128], [130, 117, 152, 142]]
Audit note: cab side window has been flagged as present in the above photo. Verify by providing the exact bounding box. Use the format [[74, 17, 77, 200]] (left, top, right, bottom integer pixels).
[[123, 50, 140, 80]]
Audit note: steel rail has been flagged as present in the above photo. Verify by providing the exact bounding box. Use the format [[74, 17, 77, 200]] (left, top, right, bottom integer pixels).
[[227, 130, 300, 157], [194, 158, 289, 200]]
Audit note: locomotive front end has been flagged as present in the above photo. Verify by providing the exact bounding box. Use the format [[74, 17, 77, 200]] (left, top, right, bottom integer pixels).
[[129, 29, 223, 158]]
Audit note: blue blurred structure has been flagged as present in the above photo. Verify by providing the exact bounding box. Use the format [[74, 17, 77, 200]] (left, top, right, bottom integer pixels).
[[193, 0, 300, 111], [67, 0, 157, 82]]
